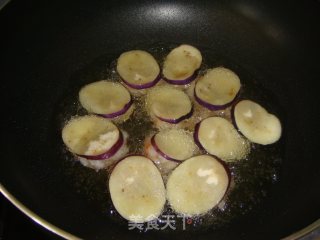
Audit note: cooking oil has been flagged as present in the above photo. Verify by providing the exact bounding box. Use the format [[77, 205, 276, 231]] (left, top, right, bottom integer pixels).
[[57, 43, 283, 232]]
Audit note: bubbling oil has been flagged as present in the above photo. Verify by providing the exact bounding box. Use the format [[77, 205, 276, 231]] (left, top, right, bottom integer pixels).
[[57, 43, 283, 233]]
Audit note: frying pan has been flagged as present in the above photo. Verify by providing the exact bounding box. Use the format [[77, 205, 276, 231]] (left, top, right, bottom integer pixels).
[[0, 0, 319, 239]]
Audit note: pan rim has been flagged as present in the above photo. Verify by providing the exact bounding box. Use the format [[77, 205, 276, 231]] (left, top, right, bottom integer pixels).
[[0, 183, 81, 240], [1, 183, 319, 239], [281, 219, 320, 240], [0, 0, 318, 239]]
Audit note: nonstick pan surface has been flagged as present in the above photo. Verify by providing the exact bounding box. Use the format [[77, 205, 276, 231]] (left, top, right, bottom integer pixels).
[[0, 0, 319, 239]]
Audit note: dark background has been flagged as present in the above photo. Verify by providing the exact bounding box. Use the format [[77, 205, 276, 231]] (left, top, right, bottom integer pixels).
[[1, 193, 320, 239], [0, 194, 62, 240]]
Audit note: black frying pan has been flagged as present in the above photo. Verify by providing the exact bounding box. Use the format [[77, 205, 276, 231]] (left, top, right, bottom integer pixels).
[[0, 0, 319, 239]]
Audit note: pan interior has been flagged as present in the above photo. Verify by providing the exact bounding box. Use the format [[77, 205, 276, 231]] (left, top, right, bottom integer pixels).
[[0, 0, 319, 239], [57, 42, 283, 232]]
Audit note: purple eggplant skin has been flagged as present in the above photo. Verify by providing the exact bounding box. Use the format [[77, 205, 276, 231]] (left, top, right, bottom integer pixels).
[[121, 74, 161, 89], [77, 131, 124, 160]]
